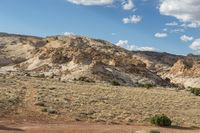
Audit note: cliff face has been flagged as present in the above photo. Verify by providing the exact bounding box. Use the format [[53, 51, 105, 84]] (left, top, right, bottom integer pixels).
[[0, 33, 170, 86], [165, 59, 200, 87], [1, 33, 200, 87], [130, 51, 200, 88]]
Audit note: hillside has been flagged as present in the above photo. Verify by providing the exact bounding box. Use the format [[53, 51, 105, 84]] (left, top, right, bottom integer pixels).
[[0, 33, 200, 132], [0, 33, 170, 86], [0, 32, 200, 87]]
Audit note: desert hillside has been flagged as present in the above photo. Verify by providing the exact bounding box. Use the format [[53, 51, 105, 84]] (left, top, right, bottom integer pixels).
[[1, 33, 200, 87], [0, 33, 172, 86]]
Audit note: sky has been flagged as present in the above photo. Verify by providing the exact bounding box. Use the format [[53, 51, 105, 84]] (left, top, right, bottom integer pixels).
[[0, 0, 200, 55]]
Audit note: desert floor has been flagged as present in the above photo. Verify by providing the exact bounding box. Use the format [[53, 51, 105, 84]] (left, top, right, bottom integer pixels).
[[0, 123, 200, 133], [0, 75, 200, 133]]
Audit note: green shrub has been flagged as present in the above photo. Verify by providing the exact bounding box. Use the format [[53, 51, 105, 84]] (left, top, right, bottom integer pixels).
[[137, 83, 154, 89], [190, 87, 200, 96], [34, 101, 45, 107], [48, 108, 57, 114], [41, 107, 48, 112], [78, 76, 87, 81], [76, 76, 95, 83], [149, 130, 160, 133], [150, 114, 172, 127], [111, 80, 120, 86], [144, 84, 154, 89], [165, 77, 171, 83]]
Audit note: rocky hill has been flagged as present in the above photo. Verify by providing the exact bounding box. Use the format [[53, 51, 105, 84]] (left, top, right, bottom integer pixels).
[[166, 57, 200, 87], [0, 32, 200, 87]]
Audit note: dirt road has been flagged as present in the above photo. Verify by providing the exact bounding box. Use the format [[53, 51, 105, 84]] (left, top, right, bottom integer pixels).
[[0, 123, 199, 133]]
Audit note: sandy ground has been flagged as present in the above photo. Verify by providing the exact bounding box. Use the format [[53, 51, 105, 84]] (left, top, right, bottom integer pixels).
[[0, 76, 200, 133], [0, 122, 199, 133]]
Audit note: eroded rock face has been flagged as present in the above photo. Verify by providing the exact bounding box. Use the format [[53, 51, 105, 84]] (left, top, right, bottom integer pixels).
[[0, 33, 172, 86], [169, 60, 192, 76], [165, 59, 200, 88], [1, 33, 200, 87], [129, 51, 200, 88]]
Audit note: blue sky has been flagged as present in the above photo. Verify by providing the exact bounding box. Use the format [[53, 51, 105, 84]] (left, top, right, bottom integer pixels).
[[0, 0, 200, 55]]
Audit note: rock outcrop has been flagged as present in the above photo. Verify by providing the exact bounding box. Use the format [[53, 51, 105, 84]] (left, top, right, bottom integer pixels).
[[1, 32, 200, 87], [166, 59, 200, 87], [0, 33, 171, 86]]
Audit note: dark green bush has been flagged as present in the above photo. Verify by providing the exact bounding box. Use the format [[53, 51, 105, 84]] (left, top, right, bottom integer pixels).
[[48, 108, 57, 114], [111, 80, 120, 86], [190, 87, 200, 96], [76, 76, 95, 83], [144, 84, 154, 89], [150, 114, 172, 127], [78, 76, 87, 81], [165, 77, 171, 83], [137, 83, 154, 89], [149, 130, 160, 133]]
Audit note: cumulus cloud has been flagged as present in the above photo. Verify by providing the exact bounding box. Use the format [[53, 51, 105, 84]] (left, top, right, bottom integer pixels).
[[66, 0, 140, 25], [163, 28, 168, 32], [66, 0, 113, 6], [154, 32, 168, 38], [111, 33, 117, 36], [165, 21, 178, 26], [159, 0, 200, 28], [123, 0, 134, 10], [116, 40, 156, 51], [182, 23, 200, 28], [66, 0, 137, 9], [116, 40, 128, 47], [190, 39, 200, 51], [64, 32, 75, 36], [122, 15, 142, 24], [170, 28, 184, 33], [180, 35, 193, 42]]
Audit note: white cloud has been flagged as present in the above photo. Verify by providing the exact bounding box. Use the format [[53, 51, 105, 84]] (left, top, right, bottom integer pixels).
[[190, 39, 200, 51], [165, 21, 178, 26], [160, 0, 200, 28], [186, 23, 199, 28], [180, 35, 193, 42], [66, 0, 136, 9], [64, 32, 74, 36], [170, 28, 184, 33], [154, 32, 168, 38], [163, 28, 168, 32], [116, 40, 156, 51], [66, 0, 139, 25], [181, 23, 200, 28], [122, 15, 142, 24], [111, 33, 117, 36], [116, 40, 128, 47], [66, 0, 113, 6], [123, 0, 134, 10], [133, 46, 156, 51]]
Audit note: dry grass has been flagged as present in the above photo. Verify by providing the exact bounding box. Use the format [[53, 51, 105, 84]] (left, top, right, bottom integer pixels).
[[0, 75, 200, 127]]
